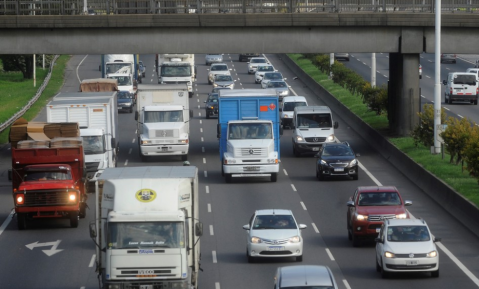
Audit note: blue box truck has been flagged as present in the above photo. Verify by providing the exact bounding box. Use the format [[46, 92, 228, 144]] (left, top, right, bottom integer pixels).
[[217, 89, 282, 183]]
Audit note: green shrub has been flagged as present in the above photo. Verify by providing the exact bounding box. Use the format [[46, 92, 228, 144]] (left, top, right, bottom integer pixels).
[[441, 117, 476, 165], [411, 104, 447, 147], [463, 126, 479, 184]]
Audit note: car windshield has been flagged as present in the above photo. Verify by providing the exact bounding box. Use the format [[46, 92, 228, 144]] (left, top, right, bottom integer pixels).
[[269, 82, 287, 88], [280, 287, 335, 289], [322, 145, 354, 157], [160, 65, 191, 77], [215, 75, 232, 81], [252, 215, 297, 230], [144, 110, 183, 123], [211, 65, 228, 71], [297, 113, 332, 128], [118, 92, 131, 99], [283, 101, 307, 111], [24, 170, 72, 181], [264, 73, 282, 80], [387, 225, 430, 242], [228, 123, 273, 139], [258, 66, 274, 72], [358, 192, 401, 206], [453, 75, 476, 85], [107, 222, 185, 249], [251, 58, 267, 63], [207, 94, 219, 102]]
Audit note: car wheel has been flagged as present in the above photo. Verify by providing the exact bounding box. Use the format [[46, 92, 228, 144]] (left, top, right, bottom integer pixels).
[[181, 154, 188, 161], [352, 233, 360, 247], [225, 174, 232, 183], [348, 229, 352, 241], [474, 99, 478, 105], [208, 80, 212, 85], [79, 203, 87, 219], [206, 112, 210, 119], [352, 172, 358, 180], [270, 173, 277, 182], [293, 145, 301, 157], [318, 170, 324, 181], [376, 256, 381, 272], [431, 269, 439, 278], [129, 107, 133, 113], [17, 213, 27, 230], [380, 258, 388, 279], [296, 255, 303, 262], [221, 163, 225, 177], [247, 250, 255, 263], [445, 95, 449, 104], [70, 212, 79, 228]]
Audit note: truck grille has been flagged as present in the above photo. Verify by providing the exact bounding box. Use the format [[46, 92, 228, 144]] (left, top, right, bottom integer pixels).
[[237, 148, 267, 157], [164, 81, 189, 84], [86, 162, 100, 172], [369, 214, 396, 221], [154, 129, 174, 138], [23, 190, 72, 206], [305, 137, 327, 143], [118, 267, 176, 278]]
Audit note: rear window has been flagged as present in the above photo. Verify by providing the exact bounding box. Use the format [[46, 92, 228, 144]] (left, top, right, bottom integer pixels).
[[283, 101, 307, 111], [453, 75, 476, 85]]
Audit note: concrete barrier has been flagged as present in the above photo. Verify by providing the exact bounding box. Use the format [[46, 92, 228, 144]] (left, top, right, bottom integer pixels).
[[281, 54, 479, 238]]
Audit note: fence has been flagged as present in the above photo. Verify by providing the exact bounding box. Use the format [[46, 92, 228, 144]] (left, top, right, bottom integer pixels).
[[0, 0, 478, 15]]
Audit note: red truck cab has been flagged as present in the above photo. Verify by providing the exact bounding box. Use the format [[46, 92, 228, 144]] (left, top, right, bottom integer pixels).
[[12, 147, 87, 230], [346, 186, 412, 247]]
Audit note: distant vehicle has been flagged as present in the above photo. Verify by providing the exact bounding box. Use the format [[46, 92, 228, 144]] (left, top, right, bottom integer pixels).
[[265, 80, 290, 101], [139, 60, 146, 77], [204, 93, 219, 119], [243, 209, 307, 262], [117, 91, 134, 113], [207, 63, 231, 84], [440, 54, 456, 64], [205, 54, 223, 65], [442, 72, 478, 105], [280, 96, 308, 128], [247, 57, 269, 74], [239, 53, 261, 62], [255, 64, 276, 83], [466, 67, 479, 78], [315, 142, 359, 181], [211, 87, 231, 94], [87, 8, 96, 15], [261, 72, 286, 88], [157, 54, 196, 98], [375, 218, 440, 278], [334, 53, 350, 61], [213, 74, 235, 89], [274, 265, 339, 289], [419, 64, 422, 79], [347, 186, 412, 247]]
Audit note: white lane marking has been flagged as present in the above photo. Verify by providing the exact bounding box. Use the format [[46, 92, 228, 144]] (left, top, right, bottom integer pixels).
[[203, 158, 206, 164], [204, 171, 208, 178], [210, 225, 214, 236], [343, 279, 352, 289], [132, 138, 135, 143], [206, 186, 210, 194], [291, 184, 297, 192], [325, 248, 335, 261], [201, 137, 204, 142], [208, 203, 211, 212], [89, 254, 96, 267], [300, 202, 307, 210], [135, 129, 138, 134], [0, 210, 14, 236], [128, 148, 132, 154], [383, 74, 388, 78], [289, 86, 299, 96], [426, 75, 431, 78], [283, 169, 288, 176], [458, 114, 464, 118], [356, 58, 361, 61], [124, 159, 128, 166], [197, 99, 199, 102], [215, 282, 220, 289], [202, 147, 205, 153], [212, 251, 217, 263], [358, 162, 382, 186], [76, 55, 89, 83], [362, 62, 367, 65], [444, 107, 450, 111], [81, 287, 85, 289], [200, 120, 202, 124], [199, 112, 202, 117], [198, 105, 200, 109], [200, 128, 203, 133], [312, 223, 320, 234]]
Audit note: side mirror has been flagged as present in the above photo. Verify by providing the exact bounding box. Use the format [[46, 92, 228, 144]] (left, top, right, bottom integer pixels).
[[8, 169, 12, 181], [314, 153, 320, 158], [195, 222, 203, 237], [442, 80, 447, 85], [404, 200, 413, 206], [356, 153, 360, 157], [284, 78, 287, 81], [217, 124, 221, 139], [298, 224, 307, 229], [374, 237, 382, 243], [346, 200, 355, 207], [279, 108, 282, 112], [247, 62, 250, 64], [135, 111, 139, 121], [204, 101, 207, 103], [279, 126, 283, 136], [242, 224, 250, 230], [434, 237, 442, 242], [89, 222, 97, 238], [189, 109, 193, 118], [334, 121, 339, 129], [111, 137, 116, 149]]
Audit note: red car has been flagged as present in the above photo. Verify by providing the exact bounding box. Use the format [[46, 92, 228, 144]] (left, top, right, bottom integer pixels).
[[346, 186, 412, 247]]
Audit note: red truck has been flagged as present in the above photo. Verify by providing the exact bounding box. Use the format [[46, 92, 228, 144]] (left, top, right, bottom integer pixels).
[[11, 146, 87, 229]]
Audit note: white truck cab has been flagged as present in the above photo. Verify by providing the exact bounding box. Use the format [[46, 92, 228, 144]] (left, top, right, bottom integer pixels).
[[292, 106, 338, 157], [280, 96, 308, 128]]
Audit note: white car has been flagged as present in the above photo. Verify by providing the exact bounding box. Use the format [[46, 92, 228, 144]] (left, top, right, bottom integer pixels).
[[255, 64, 275, 83], [281, 96, 308, 128], [247, 57, 269, 74], [261, 72, 286, 89], [375, 218, 440, 278], [207, 63, 231, 84], [243, 209, 306, 263]]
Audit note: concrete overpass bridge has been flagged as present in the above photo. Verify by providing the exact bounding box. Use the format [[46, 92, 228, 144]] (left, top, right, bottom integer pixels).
[[1, 0, 479, 136]]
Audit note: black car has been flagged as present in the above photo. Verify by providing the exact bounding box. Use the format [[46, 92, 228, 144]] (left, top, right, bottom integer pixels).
[[239, 53, 261, 62], [315, 142, 359, 181], [204, 93, 219, 119], [117, 91, 134, 113]]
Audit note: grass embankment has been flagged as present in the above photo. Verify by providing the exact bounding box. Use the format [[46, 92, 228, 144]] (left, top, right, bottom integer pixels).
[[0, 55, 71, 144], [288, 53, 479, 207]]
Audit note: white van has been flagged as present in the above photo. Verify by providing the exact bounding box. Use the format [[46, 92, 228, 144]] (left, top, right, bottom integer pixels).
[[466, 68, 479, 78], [292, 106, 338, 157], [442, 72, 478, 105], [280, 96, 308, 128]]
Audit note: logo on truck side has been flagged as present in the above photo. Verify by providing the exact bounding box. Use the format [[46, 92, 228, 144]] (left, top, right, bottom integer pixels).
[[135, 188, 157, 203]]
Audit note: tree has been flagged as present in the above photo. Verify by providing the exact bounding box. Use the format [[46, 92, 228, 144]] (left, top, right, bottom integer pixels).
[[441, 117, 475, 165], [0, 55, 34, 79], [463, 125, 479, 184], [411, 104, 447, 147]]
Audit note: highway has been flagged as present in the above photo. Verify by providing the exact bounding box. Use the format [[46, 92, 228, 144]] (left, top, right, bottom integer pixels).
[[0, 53, 478, 289]]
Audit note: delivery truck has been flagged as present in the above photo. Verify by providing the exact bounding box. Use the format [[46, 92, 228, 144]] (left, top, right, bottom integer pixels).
[[156, 54, 196, 98], [9, 121, 87, 229], [100, 54, 140, 96], [90, 166, 203, 289], [46, 92, 119, 193], [217, 89, 282, 183], [135, 84, 191, 161]]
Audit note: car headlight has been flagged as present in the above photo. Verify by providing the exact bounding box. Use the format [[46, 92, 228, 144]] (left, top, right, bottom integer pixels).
[[283, 115, 288, 118], [280, 91, 288, 95], [326, 134, 335, 142], [251, 237, 262, 243], [213, 83, 218, 87], [320, 160, 328, 166], [124, 102, 132, 106], [209, 106, 215, 109], [349, 159, 358, 166], [178, 139, 189, 144], [396, 213, 407, 219], [295, 135, 304, 142], [141, 140, 151, 145], [427, 250, 438, 258], [356, 214, 368, 221], [289, 236, 301, 243], [384, 251, 395, 258]]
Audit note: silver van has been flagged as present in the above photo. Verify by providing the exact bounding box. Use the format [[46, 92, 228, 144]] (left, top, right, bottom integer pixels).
[[274, 265, 338, 289], [443, 72, 478, 105]]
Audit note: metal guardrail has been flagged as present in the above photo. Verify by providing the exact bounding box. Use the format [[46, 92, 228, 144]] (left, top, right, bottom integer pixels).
[[0, 0, 478, 15], [0, 55, 59, 134]]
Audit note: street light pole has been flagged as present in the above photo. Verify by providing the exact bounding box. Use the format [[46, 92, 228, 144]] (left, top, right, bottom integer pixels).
[[371, 53, 376, 87], [433, 0, 441, 154]]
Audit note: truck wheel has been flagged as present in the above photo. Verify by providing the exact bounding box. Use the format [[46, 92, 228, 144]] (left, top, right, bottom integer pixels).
[[79, 203, 87, 219], [70, 212, 79, 228], [129, 107, 133, 113], [181, 154, 188, 161], [270, 173, 277, 182], [225, 174, 232, 183], [17, 213, 27, 230], [474, 99, 478, 105], [221, 163, 224, 177]]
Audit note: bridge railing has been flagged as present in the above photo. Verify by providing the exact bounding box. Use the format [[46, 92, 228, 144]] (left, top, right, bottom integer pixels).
[[1, 0, 478, 15]]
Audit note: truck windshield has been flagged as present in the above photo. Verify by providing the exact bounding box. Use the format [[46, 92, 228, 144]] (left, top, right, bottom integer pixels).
[[228, 123, 273, 140], [24, 170, 72, 181], [145, 110, 183, 123], [108, 222, 185, 249], [283, 102, 307, 112], [82, 135, 106, 155], [297, 113, 332, 128], [161, 65, 191, 77], [108, 75, 132, 86], [106, 63, 131, 74]]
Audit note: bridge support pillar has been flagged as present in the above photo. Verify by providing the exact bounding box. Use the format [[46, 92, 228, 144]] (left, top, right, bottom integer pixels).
[[388, 53, 420, 137]]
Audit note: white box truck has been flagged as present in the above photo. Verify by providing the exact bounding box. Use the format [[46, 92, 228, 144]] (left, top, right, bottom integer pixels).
[[89, 166, 203, 289], [135, 84, 191, 161], [101, 54, 140, 96], [46, 92, 119, 193], [156, 54, 196, 98]]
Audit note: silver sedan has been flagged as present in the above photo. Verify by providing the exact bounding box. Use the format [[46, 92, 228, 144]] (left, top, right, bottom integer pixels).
[[213, 74, 235, 89], [265, 80, 290, 101], [255, 64, 275, 83], [205, 54, 223, 65], [248, 57, 269, 74]]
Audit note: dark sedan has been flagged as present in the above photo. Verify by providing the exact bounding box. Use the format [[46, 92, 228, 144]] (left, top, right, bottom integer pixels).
[[117, 91, 134, 113], [315, 142, 359, 181], [204, 93, 219, 119]]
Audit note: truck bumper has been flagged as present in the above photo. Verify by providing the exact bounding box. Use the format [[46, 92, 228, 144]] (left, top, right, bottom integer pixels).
[[15, 205, 80, 217], [140, 144, 189, 156], [223, 163, 279, 176]]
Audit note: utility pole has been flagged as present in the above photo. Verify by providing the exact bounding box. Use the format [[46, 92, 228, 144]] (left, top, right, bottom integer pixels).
[[433, 0, 441, 154], [371, 53, 376, 87]]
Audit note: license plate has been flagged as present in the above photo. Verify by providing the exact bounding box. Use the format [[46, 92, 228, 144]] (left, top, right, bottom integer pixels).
[[334, 168, 344, 172], [244, 166, 260, 171], [376, 228, 381, 233], [139, 285, 153, 289], [406, 260, 418, 266], [312, 147, 319, 151], [161, 147, 168, 151], [268, 246, 284, 251]]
